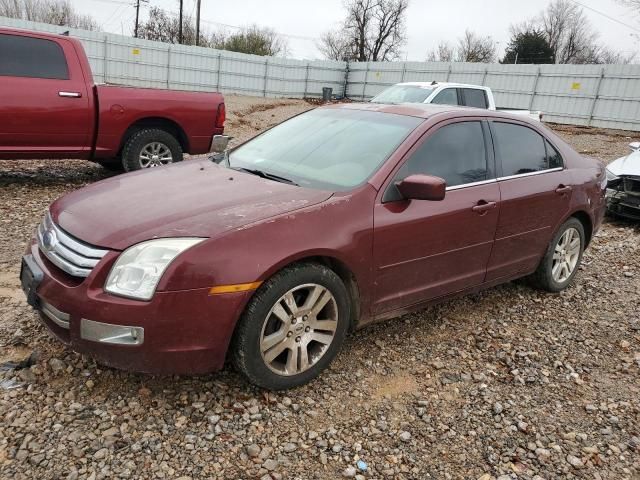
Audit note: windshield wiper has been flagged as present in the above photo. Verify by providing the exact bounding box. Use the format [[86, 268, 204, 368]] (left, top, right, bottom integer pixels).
[[233, 167, 299, 186]]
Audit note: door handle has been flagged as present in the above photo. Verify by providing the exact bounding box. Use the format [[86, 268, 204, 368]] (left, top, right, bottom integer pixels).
[[472, 201, 497, 214], [555, 185, 572, 195], [59, 91, 82, 98]]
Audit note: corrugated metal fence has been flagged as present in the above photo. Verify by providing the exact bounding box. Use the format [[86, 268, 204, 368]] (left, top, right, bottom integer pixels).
[[2, 16, 640, 131], [0, 17, 347, 98], [346, 61, 640, 131]]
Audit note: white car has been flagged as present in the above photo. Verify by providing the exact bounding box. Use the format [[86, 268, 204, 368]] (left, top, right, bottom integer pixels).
[[606, 142, 640, 220], [370, 82, 543, 122]]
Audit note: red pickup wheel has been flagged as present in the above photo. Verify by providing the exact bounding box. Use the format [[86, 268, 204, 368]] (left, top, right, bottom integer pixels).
[[122, 128, 183, 172]]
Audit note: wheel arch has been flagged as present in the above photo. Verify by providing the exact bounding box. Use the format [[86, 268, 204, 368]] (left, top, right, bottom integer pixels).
[[255, 253, 362, 331], [568, 210, 594, 246], [119, 117, 189, 155]]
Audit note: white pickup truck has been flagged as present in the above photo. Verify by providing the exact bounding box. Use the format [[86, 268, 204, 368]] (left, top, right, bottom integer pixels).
[[371, 82, 543, 122]]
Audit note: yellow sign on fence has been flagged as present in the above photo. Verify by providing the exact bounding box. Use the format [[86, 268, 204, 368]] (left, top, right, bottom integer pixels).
[[132, 48, 140, 55], [571, 82, 581, 90]]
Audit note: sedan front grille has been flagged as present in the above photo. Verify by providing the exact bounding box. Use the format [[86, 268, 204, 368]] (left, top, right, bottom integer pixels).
[[37, 213, 109, 278]]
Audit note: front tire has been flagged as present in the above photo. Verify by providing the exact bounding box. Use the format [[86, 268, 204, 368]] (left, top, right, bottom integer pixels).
[[530, 217, 585, 292], [231, 263, 350, 390], [121, 128, 183, 172]]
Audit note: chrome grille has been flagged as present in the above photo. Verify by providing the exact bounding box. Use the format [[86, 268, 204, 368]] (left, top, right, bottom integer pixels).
[[37, 212, 109, 278]]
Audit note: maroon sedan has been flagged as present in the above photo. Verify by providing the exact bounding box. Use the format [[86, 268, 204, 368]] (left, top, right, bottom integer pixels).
[[21, 103, 606, 390]]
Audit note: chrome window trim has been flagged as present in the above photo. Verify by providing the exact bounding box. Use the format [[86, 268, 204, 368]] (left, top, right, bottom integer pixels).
[[497, 167, 563, 182], [445, 178, 497, 191]]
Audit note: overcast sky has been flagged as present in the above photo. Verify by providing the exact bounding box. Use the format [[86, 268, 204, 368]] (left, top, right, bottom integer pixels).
[[72, 0, 640, 60]]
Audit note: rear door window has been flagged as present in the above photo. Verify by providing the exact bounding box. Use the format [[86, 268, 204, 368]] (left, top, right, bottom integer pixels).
[[431, 88, 459, 106], [462, 88, 488, 109], [492, 122, 548, 177], [0, 33, 69, 80]]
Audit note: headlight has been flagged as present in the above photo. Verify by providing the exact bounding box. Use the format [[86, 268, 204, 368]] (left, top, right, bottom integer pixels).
[[605, 168, 621, 190], [605, 168, 619, 182], [105, 238, 205, 300]]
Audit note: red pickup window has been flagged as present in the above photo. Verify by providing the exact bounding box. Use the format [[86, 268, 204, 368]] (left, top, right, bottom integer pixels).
[[0, 33, 69, 80]]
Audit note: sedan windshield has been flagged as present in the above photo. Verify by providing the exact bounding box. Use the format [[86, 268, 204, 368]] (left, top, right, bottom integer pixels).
[[371, 85, 435, 104], [228, 108, 422, 191]]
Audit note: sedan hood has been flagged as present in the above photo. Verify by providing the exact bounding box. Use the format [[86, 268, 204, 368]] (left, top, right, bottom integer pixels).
[[50, 160, 332, 250], [607, 150, 640, 177]]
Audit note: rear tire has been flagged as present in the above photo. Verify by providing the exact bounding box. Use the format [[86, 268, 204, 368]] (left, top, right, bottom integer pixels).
[[231, 263, 350, 390], [530, 217, 585, 293], [122, 128, 183, 172]]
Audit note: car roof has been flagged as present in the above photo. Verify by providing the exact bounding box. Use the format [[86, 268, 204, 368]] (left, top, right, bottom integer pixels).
[[324, 102, 536, 125], [393, 81, 488, 89], [1, 26, 63, 37]]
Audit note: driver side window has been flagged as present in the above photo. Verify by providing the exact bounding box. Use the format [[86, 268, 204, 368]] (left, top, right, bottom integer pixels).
[[384, 121, 489, 202]]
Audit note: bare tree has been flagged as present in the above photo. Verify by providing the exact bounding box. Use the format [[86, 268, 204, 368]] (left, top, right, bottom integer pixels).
[[426, 41, 455, 62], [319, 0, 409, 62], [137, 7, 210, 46], [587, 45, 637, 64], [539, 0, 599, 63], [617, 0, 640, 12], [318, 30, 355, 61], [456, 30, 497, 63], [0, 0, 98, 30], [138, 8, 288, 56]]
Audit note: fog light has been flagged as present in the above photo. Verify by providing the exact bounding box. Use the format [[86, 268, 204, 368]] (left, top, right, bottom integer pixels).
[[80, 319, 144, 345]]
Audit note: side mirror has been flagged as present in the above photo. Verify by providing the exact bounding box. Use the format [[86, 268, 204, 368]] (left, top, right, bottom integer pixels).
[[396, 174, 446, 201], [630, 142, 640, 152], [210, 135, 231, 154]]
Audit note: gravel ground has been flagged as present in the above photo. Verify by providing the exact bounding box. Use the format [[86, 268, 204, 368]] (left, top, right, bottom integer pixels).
[[1, 96, 639, 480]]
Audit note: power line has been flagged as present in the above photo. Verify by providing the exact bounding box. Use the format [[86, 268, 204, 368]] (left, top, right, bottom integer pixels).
[[101, 3, 127, 29], [86, 0, 321, 42], [568, 0, 640, 34]]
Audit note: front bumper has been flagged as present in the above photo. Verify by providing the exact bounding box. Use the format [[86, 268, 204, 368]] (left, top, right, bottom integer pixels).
[[606, 189, 640, 221], [22, 242, 251, 375]]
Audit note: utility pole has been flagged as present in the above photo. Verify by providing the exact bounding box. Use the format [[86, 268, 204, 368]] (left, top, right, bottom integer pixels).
[[133, 0, 148, 39], [178, 0, 184, 44], [134, 0, 141, 38], [195, 0, 202, 46]]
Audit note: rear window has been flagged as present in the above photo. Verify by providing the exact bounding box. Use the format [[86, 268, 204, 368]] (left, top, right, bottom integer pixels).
[[463, 88, 488, 109], [0, 33, 69, 80], [370, 85, 435, 104]]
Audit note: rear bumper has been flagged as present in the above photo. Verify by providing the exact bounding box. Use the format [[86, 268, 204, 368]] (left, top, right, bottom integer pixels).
[[24, 242, 251, 375]]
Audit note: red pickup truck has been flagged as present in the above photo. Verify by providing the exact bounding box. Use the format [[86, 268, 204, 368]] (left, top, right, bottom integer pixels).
[[0, 28, 225, 171]]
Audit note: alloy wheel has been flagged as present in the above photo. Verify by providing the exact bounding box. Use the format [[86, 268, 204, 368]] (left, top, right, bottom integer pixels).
[[259, 283, 338, 376], [551, 227, 581, 283], [139, 142, 173, 168]]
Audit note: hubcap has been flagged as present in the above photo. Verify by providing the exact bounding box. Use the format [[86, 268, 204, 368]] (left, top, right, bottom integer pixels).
[[139, 142, 172, 168], [259, 284, 338, 376], [552, 227, 581, 283]]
